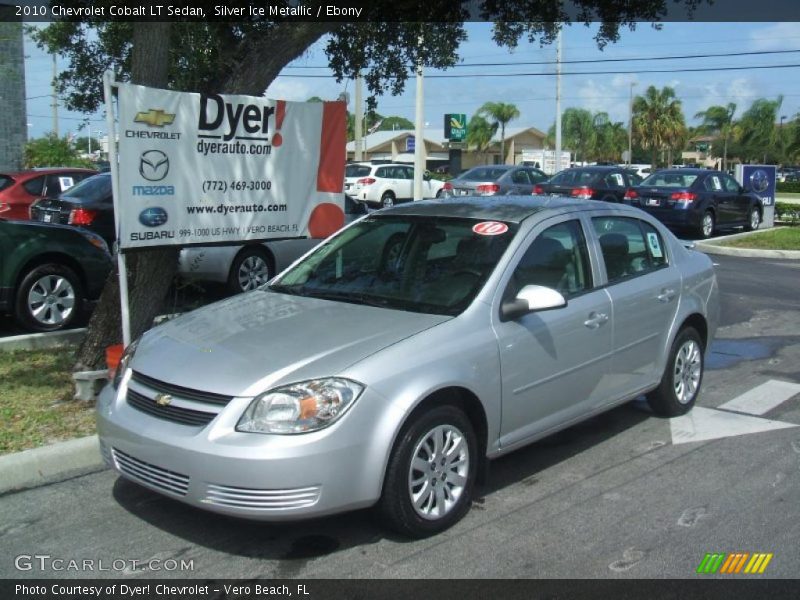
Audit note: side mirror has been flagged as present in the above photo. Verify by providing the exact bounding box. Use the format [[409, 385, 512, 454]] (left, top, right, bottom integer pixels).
[[500, 285, 567, 321]]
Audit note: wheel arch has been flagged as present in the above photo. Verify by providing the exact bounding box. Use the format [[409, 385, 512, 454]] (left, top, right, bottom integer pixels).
[[679, 312, 709, 352], [385, 385, 490, 487], [14, 252, 87, 295]]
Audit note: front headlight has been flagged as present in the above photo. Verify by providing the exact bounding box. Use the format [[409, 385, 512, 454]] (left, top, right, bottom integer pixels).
[[236, 378, 364, 434], [112, 337, 140, 390]]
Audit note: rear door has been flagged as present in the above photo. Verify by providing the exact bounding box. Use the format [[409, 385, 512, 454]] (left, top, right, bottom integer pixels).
[[703, 172, 735, 225], [590, 215, 681, 401], [508, 168, 532, 194], [722, 173, 750, 223]]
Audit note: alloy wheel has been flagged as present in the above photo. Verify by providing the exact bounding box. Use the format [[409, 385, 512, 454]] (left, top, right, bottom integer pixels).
[[27, 275, 75, 327], [237, 255, 270, 291], [407, 424, 470, 520], [673, 339, 702, 405]]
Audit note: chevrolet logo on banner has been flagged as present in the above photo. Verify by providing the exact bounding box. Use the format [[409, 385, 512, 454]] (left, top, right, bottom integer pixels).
[[135, 109, 176, 127]]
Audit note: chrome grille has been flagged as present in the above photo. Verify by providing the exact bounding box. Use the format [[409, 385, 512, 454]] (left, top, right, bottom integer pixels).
[[127, 388, 216, 426], [112, 448, 189, 496], [204, 483, 321, 510], [131, 371, 233, 406]]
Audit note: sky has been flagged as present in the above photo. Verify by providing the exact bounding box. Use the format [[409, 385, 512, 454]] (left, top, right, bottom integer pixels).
[[23, 21, 800, 141]]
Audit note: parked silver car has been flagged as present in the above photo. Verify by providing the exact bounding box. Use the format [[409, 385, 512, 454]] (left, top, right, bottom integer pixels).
[[97, 197, 718, 537], [444, 164, 548, 197]]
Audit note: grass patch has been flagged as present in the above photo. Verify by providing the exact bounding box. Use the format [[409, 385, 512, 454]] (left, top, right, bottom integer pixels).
[[719, 228, 800, 250], [0, 347, 96, 455]]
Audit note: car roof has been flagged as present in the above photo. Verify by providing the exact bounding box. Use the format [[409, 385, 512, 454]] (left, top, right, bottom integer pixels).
[[648, 168, 716, 175], [377, 195, 636, 223], [0, 167, 97, 178], [560, 166, 623, 172]]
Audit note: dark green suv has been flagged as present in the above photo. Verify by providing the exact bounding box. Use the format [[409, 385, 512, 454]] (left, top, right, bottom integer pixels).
[[0, 219, 112, 332]]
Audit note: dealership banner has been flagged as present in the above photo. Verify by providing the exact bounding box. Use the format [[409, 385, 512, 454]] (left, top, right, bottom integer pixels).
[[116, 83, 346, 249]]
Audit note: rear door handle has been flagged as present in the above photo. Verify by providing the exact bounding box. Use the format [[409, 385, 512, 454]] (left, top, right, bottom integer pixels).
[[657, 288, 676, 303], [584, 312, 609, 329]]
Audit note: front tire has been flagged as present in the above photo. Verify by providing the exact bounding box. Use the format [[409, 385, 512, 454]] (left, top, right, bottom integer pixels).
[[745, 206, 761, 231], [379, 405, 477, 538], [14, 264, 83, 332], [647, 327, 704, 417], [228, 247, 272, 294]]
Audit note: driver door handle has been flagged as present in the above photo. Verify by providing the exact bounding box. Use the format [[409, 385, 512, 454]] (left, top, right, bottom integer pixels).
[[584, 312, 609, 329], [657, 288, 676, 303]]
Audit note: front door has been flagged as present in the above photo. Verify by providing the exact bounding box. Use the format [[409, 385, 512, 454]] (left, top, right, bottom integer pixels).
[[494, 218, 613, 449]]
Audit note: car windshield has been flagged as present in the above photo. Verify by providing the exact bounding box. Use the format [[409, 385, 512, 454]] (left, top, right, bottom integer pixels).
[[61, 173, 112, 202], [641, 173, 699, 188], [269, 215, 518, 316], [549, 170, 598, 185], [459, 167, 509, 182]]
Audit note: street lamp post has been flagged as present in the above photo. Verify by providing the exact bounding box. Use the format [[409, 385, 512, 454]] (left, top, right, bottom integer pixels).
[[780, 115, 787, 165]]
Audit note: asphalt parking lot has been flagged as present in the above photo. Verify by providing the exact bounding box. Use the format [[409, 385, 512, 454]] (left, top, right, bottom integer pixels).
[[1, 252, 799, 580]]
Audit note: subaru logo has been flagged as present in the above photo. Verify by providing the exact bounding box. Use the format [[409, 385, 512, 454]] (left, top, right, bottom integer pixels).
[[139, 150, 169, 181], [749, 170, 770, 193], [138, 207, 168, 227]]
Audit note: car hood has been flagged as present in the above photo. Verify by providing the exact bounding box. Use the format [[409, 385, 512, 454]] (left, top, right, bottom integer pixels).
[[130, 290, 450, 397]]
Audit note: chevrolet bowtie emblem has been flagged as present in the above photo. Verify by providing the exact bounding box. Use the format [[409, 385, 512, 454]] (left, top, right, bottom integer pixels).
[[134, 109, 175, 127], [154, 393, 172, 407]]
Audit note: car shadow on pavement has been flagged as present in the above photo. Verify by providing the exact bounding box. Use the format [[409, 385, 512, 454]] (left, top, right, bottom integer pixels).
[[112, 401, 652, 558]]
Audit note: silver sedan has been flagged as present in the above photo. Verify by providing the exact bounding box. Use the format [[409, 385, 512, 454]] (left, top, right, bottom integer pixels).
[[97, 196, 718, 537]]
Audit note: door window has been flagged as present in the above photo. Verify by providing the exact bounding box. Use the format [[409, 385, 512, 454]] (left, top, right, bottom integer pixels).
[[592, 217, 668, 283], [22, 176, 45, 196], [511, 169, 530, 184], [507, 220, 593, 299], [722, 175, 741, 193]]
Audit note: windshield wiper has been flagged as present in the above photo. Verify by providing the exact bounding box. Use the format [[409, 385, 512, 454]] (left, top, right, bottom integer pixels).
[[267, 283, 304, 296], [305, 289, 389, 308]]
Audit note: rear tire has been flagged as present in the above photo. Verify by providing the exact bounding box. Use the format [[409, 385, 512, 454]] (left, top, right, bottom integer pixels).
[[698, 210, 715, 239], [228, 247, 272, 294], [379, 405, 477, 538], [15, 264, 83, 332], [381, 192, 395, 208], [647, 327, 704, 417]]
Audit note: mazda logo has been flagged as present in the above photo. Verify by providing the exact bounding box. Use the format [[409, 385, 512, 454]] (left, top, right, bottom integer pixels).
[[139, 150, 170, 181]]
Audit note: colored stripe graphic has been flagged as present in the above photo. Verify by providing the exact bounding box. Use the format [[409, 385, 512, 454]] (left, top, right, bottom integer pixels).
[[697, 552, 773, 574]]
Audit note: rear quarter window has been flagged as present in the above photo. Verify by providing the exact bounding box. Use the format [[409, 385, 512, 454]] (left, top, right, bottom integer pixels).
[[22, 176, 45, 196], [0, 175, 15, 192]]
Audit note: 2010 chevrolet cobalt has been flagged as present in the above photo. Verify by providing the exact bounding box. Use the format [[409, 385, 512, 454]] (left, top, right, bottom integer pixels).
[[97, 196, 718, 537]]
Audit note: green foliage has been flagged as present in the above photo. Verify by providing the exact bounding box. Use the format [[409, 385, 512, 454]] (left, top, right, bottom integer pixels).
[[633, 86, 686, 169], [478, 102, 520, 163], [775, 202, 799, 224], [736, 97, 783, 163], [23, 134, 93, 169], [466, 114, 498, 162], [776, 182, 800, 193], [547, 109, 628, 163]]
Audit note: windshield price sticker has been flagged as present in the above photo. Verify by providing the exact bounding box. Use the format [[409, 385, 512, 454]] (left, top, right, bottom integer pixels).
[[647, 232, 664, 258], [473, 221, 508, 236]]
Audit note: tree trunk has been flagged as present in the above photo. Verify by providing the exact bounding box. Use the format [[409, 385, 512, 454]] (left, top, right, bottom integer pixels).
[[74, 23, 175, 371]]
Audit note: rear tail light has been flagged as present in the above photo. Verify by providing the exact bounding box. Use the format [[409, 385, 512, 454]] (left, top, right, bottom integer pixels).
[[442, 182, 453, 191], [624, 189, 639, 200], [69, 208, 98, 225], [570, 187, 594, 200], [670, 192, 698, 202], [476, 183, 500, 195], [356, 177, 376, 185], [533, 184, 544, 195]]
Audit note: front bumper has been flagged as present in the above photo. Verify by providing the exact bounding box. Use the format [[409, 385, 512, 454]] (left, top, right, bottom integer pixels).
[[96, 377, 394, 521]]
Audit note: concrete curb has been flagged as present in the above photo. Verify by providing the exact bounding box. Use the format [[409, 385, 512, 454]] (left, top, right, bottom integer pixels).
[[0, 328, 86, 352], [695, 227, 800, 260], [0, 435, 106, 495]]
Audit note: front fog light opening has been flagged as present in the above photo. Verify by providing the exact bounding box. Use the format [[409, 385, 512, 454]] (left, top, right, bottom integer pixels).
[[237, 378, 363, 434]]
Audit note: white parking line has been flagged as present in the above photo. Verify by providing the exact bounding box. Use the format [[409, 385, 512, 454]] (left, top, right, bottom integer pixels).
[[670, 407, 797, 445], [718, 379, 800, 416]]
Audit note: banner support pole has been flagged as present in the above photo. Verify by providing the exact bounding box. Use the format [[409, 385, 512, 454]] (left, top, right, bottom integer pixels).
[[104, 70, 131, 347]]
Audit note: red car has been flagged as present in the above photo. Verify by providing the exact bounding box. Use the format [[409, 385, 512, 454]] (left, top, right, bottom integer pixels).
[[0, 168, 97, 220]]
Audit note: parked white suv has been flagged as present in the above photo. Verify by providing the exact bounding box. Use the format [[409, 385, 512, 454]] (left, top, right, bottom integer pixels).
[[345, 163, 446, 208]]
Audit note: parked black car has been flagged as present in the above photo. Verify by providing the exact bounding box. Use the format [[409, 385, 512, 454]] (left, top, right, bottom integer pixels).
[[624, 168, 763, 239], [0, 219, 112, 331], [30, 172, 115, 247], [533, 166, 642, 202]]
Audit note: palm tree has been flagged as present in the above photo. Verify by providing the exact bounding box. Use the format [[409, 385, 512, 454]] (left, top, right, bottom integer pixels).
[[563, 108, 595, 164], [736, 96, 783, 163], [466, 114, 498, 164], [694, 103, 736, 170], [591, 113, 627, 162], [632, 86, 685, 171], [478, 102, 520, 164]]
